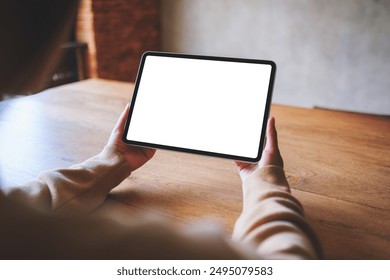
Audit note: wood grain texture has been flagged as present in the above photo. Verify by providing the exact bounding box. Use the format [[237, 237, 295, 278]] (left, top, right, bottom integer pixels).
[[270, 105, 390, 259], [0, 78, 389, 259]]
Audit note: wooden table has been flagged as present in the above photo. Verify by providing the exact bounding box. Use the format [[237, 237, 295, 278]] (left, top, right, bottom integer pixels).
[[0, 79, 389, 259]]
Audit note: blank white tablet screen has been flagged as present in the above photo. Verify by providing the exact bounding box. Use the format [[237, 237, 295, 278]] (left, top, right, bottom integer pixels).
[[126, 54, 273, 160]]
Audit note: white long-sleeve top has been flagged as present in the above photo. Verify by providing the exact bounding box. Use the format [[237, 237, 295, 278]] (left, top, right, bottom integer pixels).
[[0, 146, 321, 259]]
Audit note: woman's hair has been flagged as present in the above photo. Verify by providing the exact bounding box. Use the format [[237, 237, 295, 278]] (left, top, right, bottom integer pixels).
[[0, 0, 79, 94]]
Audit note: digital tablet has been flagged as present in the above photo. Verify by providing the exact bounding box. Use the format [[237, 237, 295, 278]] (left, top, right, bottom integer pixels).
[[123, 52, 276, 162]]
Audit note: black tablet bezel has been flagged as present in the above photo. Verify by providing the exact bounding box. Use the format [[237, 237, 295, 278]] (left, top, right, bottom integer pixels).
[[122, 51, 276, 162]]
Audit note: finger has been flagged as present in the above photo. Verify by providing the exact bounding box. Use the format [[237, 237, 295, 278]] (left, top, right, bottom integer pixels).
[[264, 117, 284, 168], [234, 161, 253, 171], [113, 103, 130, 133], [270, 117, 279, 149], [264, 116, 278, 153], [141, 147, 157, 159]]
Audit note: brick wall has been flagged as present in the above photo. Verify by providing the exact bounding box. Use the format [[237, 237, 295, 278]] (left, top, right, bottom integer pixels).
[[77, 0, 160, 82], [76, 0, 97, 78]]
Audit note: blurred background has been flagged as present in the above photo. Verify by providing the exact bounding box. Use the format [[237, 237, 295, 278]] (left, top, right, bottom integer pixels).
[[56, 0, 390, 115]]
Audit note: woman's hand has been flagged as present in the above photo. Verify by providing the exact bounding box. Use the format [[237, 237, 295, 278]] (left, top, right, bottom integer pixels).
[[235, 117, 284, 182], [107, 104, 156, 171]]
